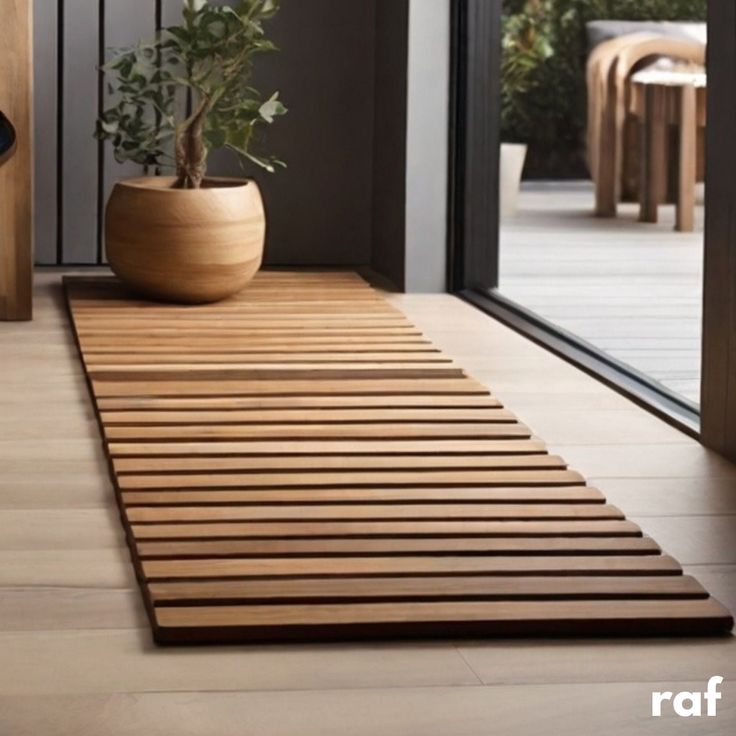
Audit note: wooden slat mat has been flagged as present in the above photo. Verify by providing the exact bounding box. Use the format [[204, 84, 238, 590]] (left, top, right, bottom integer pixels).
[[64, 272, 733, 644]]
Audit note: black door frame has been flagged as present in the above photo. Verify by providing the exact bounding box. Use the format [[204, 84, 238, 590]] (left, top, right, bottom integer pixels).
[[447, 0, 727, 442], [699, 1, 736, 459]]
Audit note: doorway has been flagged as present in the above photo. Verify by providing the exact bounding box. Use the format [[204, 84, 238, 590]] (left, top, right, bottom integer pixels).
[[449, 0, 736, 459], [449, 0, 736, 458]]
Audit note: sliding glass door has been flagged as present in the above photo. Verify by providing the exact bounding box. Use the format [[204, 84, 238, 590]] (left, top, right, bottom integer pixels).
[[450, 0, 736, 457]]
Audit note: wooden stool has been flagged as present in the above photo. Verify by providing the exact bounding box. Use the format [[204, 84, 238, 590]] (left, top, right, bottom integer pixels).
[[631, 64, 706, 232], [586, 35, 705, 219]]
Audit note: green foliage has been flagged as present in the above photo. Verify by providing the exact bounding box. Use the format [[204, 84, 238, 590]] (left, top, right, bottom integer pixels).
[[96, 0, 287, 188], [501, 0, 706, 176]]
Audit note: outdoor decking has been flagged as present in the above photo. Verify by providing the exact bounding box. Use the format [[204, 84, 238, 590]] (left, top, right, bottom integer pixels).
[[500, 181, 704, 404], [1, 271, 735, 734]]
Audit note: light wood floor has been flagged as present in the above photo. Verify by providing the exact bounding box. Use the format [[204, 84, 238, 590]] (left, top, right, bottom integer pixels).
[[500, 181, 704, 404], [1, 270, 734, 735]]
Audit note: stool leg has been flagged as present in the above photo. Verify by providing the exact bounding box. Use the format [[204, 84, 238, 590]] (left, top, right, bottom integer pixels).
[[676, 84, 697, 232], [640, 85, 667, 224]]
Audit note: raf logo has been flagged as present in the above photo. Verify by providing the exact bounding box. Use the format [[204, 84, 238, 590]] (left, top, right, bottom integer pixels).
[[652, 676, 724, 718]]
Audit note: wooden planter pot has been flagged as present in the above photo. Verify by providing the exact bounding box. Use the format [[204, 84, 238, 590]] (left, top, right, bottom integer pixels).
[[105, 176, 266, 304]]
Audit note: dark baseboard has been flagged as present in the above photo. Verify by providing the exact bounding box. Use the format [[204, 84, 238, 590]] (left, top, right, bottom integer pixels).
[[458, 287, 700, 439]]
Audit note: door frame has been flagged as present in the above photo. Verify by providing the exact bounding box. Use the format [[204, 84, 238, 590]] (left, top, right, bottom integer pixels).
[[700, 1, 736, 458], [448, 0, 729, 445]]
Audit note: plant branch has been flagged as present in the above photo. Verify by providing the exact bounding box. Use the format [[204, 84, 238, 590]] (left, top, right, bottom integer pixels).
[[174, 94, 213, 188]]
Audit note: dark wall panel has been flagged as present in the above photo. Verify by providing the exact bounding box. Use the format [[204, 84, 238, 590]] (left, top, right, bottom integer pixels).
[[262, 0, 377, 265], [371, 0, 409, 289], [211, 0, 378, 265]]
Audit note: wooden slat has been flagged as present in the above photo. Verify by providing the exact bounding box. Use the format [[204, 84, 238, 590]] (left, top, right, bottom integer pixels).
[[116, 468, 582, 490], [101, 407, 517, 425], [86, 351, 448, 365], [77, 314, 413, 325], [89, 364, 466, 382], [63, 273, 733, 644], [91, 377, 490, 398], [152, 599, 734, 642], [74, 290, 385, 301], [130, 520, 640, 538], [108, 438, 539, 458], [141, 555, 683, 580], [99, 394, 505, 411], [127, 503, 625, 524], [82, 336, 432, 349], [74, 293, 389, 303], [79, 331, 422, 342], [103, 423, 534, 441], [77, 308, 406, 320], [120, 486, 607, 506], [138, 536, 661, 559], [148, 574, 706, 603], [113, 452, 556, 475], [85, 342, 438, 353], [80, 327, 422, 340]]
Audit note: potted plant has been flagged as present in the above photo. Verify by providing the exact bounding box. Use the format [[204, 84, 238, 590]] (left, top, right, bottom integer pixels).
[[499, 3, 544, 218], [96, 0, 287, 303]]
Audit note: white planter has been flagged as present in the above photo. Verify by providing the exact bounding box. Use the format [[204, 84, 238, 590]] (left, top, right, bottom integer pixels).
[[499, 143, 527, 218]]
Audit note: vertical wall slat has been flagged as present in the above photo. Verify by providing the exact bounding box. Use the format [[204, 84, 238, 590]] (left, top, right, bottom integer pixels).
[[61, 0, 100, 263], [33, 0, 58, 264], [100, 0, 157, 261]]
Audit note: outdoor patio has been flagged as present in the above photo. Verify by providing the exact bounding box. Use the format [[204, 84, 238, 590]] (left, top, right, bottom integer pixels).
[[500, 181, 704, 405]]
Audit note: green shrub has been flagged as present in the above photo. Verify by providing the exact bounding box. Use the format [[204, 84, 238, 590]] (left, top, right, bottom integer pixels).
[[501, 0, 707, 177]]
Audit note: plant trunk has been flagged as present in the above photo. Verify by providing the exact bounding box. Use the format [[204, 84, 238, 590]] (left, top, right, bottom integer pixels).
[[174, 98, 210, 189]]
